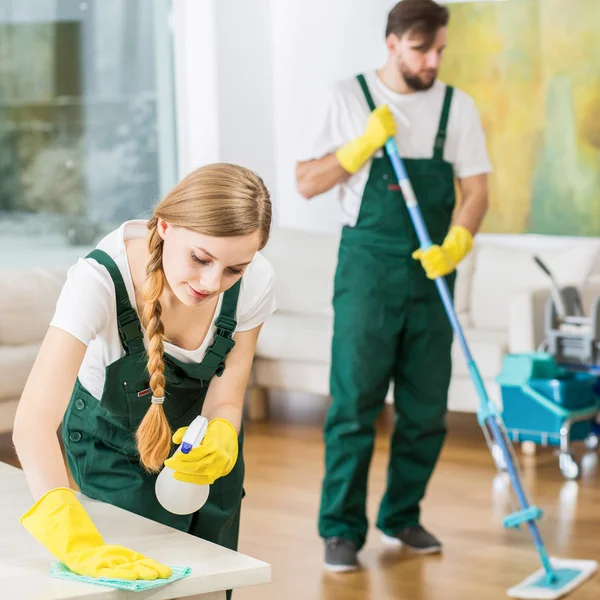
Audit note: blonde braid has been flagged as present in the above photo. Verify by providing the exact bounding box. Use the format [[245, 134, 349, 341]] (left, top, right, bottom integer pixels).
[[135, 217, 173, 473], [133, 163, 273, 470]]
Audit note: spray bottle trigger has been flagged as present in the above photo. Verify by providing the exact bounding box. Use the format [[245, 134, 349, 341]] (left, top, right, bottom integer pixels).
[[179, 416, 208, 455]]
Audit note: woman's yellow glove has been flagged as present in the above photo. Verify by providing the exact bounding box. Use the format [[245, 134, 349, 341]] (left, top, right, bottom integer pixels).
[[164, 418, 239, 485], [20, 488, 171, 580], [335, 105, 397, 174], [412, 225, 473, 280]]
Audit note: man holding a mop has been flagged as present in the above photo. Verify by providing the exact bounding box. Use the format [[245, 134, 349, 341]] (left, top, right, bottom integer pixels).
[[296, 0, 491, 572]]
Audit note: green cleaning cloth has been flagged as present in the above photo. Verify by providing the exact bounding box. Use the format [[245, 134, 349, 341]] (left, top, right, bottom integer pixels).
[[49, 561, 191, 591]]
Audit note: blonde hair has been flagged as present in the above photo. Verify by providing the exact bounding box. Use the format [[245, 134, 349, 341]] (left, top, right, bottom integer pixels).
[[136, 163, 272, 473]]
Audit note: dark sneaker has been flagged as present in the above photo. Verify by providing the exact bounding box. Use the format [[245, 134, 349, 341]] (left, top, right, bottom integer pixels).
[[324, 537, 359, 572], [381, 525, 442, 554]]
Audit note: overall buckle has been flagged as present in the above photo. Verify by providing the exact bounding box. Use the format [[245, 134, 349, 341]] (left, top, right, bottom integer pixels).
[[117, 308, 143, 344], [216, 315, 236, 337]]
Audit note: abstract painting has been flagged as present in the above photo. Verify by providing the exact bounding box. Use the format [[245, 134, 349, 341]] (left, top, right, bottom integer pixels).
[[440, 0, 600, 236]]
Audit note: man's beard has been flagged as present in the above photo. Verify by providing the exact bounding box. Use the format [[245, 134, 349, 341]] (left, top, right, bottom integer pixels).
[[399, 63, 437, 92]]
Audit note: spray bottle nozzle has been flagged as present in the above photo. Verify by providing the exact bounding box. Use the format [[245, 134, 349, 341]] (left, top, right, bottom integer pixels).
[[179, 416, 209, 455]]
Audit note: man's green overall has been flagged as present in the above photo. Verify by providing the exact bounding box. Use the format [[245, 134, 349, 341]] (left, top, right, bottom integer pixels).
[[319, 74, 457, 549]]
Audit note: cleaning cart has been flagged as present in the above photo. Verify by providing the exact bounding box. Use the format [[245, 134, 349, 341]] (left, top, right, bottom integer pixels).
[[534, 255, 600, 450], [496, 352, 599, 480], [535, 254, 600, 367]]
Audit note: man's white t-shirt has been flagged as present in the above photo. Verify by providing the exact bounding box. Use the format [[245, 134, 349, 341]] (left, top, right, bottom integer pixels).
[[50, 220, 277, 399], [298, 70, 492, 227]]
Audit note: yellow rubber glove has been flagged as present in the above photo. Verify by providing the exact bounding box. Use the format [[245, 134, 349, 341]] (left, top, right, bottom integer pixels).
[[20, 487, 172, 580], [335, 105, 397, 174], [412, 225, 473, 280], [164, 418, 238, 485]]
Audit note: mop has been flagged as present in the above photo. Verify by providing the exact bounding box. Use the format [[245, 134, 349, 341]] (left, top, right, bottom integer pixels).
[[383, 138, 598, 599]]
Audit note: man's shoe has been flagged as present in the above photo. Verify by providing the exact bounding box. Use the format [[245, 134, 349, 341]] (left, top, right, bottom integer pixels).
[[324, 537, 359, 572], [381, 525, 442, 555]]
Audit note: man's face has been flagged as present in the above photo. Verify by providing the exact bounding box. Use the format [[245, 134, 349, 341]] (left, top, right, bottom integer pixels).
[[388, 27, 447, 91]]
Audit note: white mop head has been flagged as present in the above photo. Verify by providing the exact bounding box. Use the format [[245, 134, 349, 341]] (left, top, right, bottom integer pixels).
[[507, 558, 597, 600]]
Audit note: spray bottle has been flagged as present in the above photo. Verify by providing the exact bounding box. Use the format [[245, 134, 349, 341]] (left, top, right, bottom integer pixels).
[[155, 415, 210, 515]]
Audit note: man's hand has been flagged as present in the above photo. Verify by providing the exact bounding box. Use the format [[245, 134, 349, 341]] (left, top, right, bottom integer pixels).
[[335, 105, 397, 174], [412, 225, 473, 280]]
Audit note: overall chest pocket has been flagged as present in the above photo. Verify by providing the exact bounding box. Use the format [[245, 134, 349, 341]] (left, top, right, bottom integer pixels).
[[124, 373, 210, 430]]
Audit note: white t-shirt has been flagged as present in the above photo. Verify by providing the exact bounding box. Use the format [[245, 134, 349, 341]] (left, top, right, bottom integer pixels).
[[50, 220, 277, 399], [298, 70, 493, 227]]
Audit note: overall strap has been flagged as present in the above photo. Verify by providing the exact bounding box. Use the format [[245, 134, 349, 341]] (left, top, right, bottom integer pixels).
[[433, 85, 454, 160], [201, 280, 242, 377], [356, 73, 377, 111], [86, 249, 144, 355]]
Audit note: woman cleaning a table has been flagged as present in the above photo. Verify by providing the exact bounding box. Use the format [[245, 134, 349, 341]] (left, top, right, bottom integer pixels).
[[12, 163, 275, 585]]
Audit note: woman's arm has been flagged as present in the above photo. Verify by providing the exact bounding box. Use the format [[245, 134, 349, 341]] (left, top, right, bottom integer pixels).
[[200, 324, 263, 431], [12, 326, 87, 500], [164, 324, 264, 485], [15, 327, 172, 580]]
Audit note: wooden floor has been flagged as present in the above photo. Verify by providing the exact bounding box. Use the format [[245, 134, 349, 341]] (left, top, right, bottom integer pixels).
[[2, 394, 599, 600]]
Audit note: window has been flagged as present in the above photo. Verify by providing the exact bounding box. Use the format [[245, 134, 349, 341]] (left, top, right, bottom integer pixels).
[[0, 0, 177, 266]]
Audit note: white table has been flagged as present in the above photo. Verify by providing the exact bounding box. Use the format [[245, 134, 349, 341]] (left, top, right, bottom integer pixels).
[[0, 463, 271, 600]]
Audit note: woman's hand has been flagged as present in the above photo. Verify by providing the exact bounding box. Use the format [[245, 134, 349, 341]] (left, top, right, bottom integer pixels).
[[20, 488, 171, 580], [164, 418, 238, 485]]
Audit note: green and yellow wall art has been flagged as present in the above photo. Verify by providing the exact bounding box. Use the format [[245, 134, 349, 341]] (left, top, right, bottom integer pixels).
[[441, 0, 600, 236]]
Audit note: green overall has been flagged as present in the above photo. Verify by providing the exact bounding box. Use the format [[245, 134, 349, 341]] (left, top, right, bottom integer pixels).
[[62, 250, 245, 561], [319, 74, 457, 549]]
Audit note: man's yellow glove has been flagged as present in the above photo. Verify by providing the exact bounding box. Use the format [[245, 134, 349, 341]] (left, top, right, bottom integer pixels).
[[164, 418, 238, 485], [412, 225, 473, 280], [20, 487, 171, 580], [335, 105, 397, 174]]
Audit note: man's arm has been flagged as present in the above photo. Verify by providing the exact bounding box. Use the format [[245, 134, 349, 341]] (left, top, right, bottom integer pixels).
[[453, 173, 489, 235], [296, 154, 350, 200], [412, 172, 489, 280], [296, 104, 396, 200]]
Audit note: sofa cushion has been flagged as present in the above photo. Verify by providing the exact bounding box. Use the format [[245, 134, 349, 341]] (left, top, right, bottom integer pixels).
[[454, 250, 475, 324], [253, 359, 331, 397], [257, 312, 473, 367], [261, 227, 339, 317], [0, 344, 40, 401], [256, 313, 333, 363], [469, 240, 600, 332], [0, 268, 67, 345], [451, 328, 508, 379]]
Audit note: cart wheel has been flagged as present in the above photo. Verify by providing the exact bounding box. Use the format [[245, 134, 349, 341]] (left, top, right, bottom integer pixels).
[[559, 453, 580, 480], [492, 443, 507, 471], [584, 434, 599, 451]]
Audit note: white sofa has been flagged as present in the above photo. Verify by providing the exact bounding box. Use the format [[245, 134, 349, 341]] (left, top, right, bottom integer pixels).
[[3, 230, 600, 432], [0, 266, 70, 433], [251, 227, 600, 418]]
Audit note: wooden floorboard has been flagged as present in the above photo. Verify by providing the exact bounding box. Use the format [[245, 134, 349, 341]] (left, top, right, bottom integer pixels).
[[2, 394, 599, 599]]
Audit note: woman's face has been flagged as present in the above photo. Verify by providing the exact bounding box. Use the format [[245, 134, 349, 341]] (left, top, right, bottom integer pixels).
[[157, 219, 261, 307]]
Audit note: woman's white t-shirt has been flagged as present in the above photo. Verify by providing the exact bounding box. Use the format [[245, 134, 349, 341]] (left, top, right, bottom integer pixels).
[[50, 220, 277, 399]]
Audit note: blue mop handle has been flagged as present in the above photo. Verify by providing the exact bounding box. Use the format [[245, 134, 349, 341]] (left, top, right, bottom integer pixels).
[[384, 140, 478, 384], [384, 138, 557, 583]]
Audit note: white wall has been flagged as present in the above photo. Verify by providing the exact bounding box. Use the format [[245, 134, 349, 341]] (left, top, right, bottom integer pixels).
[[270, 0, 395, 233], [214, 0, 277, 196], [173, 0, 397, 233], [171, 0, 500, 234], [172, 0, 220, 173], [172, 0, 278, 218]]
